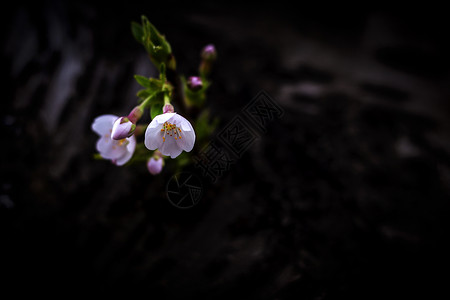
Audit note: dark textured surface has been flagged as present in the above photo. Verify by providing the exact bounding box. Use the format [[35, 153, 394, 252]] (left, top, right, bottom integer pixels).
[[2, 2, 450, 298]]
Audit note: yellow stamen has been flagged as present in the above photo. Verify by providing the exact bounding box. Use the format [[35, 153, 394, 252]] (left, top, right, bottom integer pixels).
[[161, 121, 183, 142]]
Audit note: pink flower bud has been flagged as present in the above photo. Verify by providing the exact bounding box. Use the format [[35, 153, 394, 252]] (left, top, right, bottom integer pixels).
[[127, 106, 143, 123], [147, 157, 163, 175], [201, 44, 217, 61], [111, 117, 136, 140], [187, 76, 203, 91], [163, 104, 175, 114]]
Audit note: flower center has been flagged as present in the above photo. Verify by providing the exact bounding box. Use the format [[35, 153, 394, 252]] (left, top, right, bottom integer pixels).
[[111, 138, 128, 150], [161, 121, 182, 142]]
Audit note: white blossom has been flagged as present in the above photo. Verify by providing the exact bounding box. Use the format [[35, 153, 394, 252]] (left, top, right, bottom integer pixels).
[[92, 115, 136, 166], [144, 113, 195, 159]]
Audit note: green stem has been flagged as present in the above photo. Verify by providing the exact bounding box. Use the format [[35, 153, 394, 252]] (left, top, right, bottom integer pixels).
[[164, 91, 171, 105], [138, 92, 158, 110]]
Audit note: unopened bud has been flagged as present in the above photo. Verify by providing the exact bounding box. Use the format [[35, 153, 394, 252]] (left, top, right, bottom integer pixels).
[[187, 76, 203, 92], [199, 45, 216, 77], [163, 104, 174, 114], [111, 117, 136, 140], [201, 44, 217, 61], [127, 106, 144, 123], [147, 156, 164, 175]]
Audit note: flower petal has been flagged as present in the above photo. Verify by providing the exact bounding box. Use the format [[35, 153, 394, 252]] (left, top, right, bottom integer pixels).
[[92, 115, 118, 136], [176, 118, 195, 152], [111, 117, 133, 140], [148, 118, 160, 129], [159, 135, 183, 158], [114, 136, 136, 166], [144, 123, 163, 150], [154, 112, 176, 124], [176, 128, 195, 152], [180, 118, 193, 132], [96, 137, 127, 160], [126, 135, 137, 153]]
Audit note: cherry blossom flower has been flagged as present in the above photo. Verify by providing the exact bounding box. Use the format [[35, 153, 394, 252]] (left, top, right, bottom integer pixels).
[[92, 115, 136, 166], [144, 113, 195, 158]]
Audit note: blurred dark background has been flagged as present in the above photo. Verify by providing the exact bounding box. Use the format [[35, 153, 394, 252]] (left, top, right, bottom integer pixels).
[[2, 1, 450, 298]]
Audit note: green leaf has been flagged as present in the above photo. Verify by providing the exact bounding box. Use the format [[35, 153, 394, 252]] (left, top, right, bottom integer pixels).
[[150, 103, 163, 119], [152, 91, 164, 104], [148, 21, 164, 47], [148, 78, 163, 90], [135, 15, 174, 70], [131, 21, 144, 44], [134, 75, 151, 88], [150, 92, 164, 119], [141, 15, 151, 38]]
